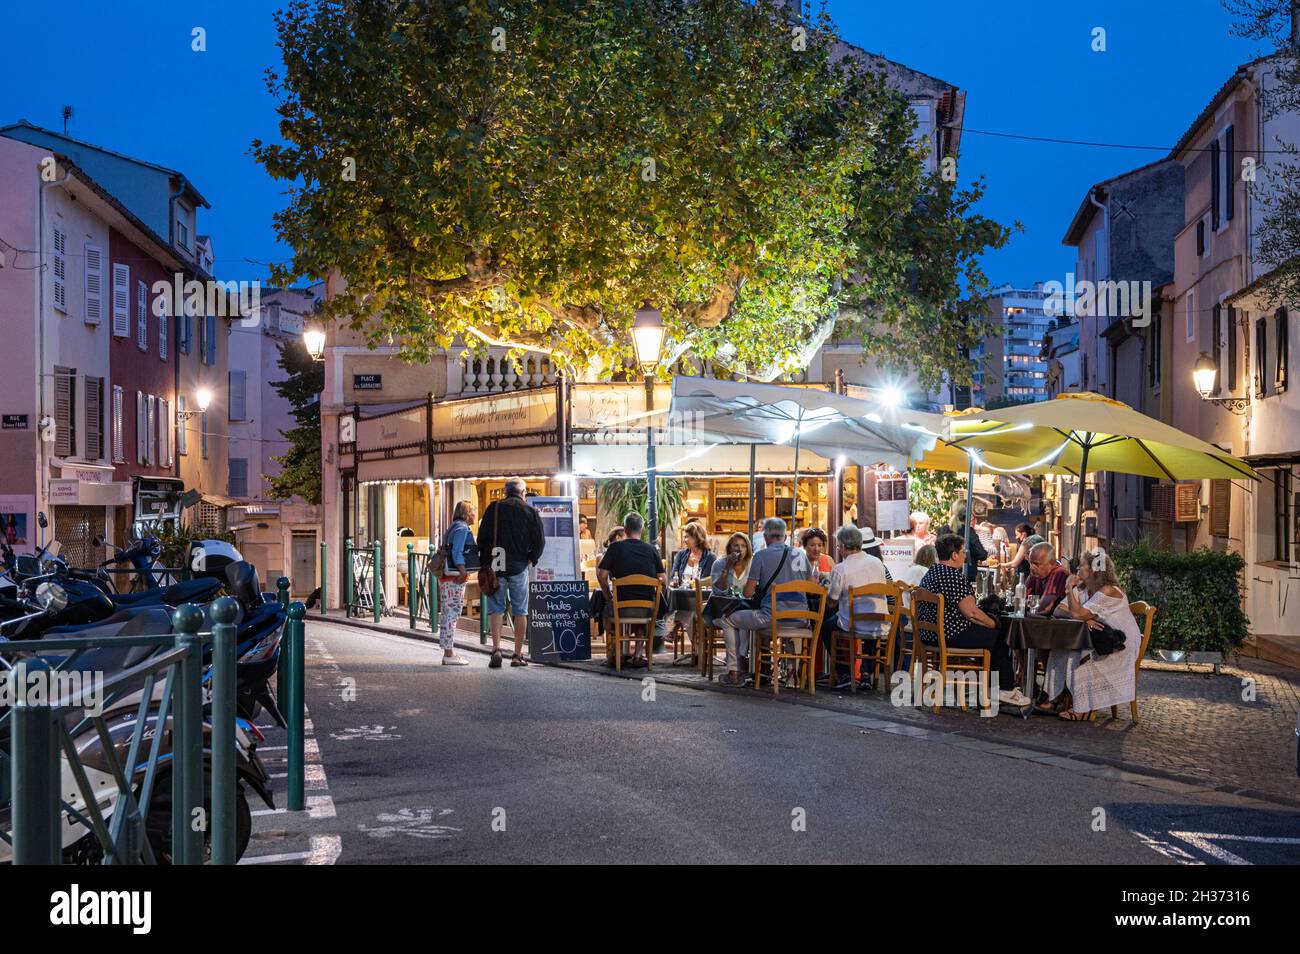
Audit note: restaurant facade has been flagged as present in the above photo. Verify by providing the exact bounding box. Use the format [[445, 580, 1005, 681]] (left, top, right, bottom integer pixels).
[[318, 320, 927, 611]]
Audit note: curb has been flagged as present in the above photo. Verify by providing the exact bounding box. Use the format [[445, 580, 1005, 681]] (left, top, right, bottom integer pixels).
[[307, 611, 1300, 811]]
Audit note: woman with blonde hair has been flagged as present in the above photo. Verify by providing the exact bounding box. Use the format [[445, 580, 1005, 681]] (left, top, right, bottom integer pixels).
[[1040, 548, 1143, 720], [436, 500, 480, 665]]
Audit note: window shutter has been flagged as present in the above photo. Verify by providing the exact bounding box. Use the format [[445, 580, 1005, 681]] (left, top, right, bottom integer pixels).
[[1210, 139, 1221, 231], [1227, 306, 1238, 392], [1196, 220, 1204, 256], [84, 244, 103, 325], [1257, 316, 1269, 398], [198, 315, 207, 362], [147, 395, 157, 466], [111, 264, 130, 336], [54, 366, 75, 457], [159, 298, 168, 359], [52, 227, 67, 312], [181, 310, 191, 355], [177, 396, 188, 455], [112, 385, 124, 463], [85, 376, 103, 459], [206, 315, 218, 365], [1225, 125, 1235, 222], [160, 398, 171, 466], [136, 391, 147, 464], [1212, 304, 1222, 394], [1151, 484, 1174, 521], [1210, 479, 1231, 537], [1174, 482, 1200, 522], [228, 458, 248, 498], [1278, 308, 1290, 392], [229, 370, 246, 421]]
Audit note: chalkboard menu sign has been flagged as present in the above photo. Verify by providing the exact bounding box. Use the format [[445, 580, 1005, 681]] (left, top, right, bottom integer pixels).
[[527, 580, 591, 662]]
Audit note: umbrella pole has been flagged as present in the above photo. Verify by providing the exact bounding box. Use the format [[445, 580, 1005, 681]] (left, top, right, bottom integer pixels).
[[964, 451, 975, 578], [747, 443, 756, 531], [1072, 443, 1091, 566], [792, 424, 802, 531]]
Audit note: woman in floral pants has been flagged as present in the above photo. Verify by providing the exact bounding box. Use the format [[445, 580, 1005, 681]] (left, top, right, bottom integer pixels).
[[438, 500, 478, 665]]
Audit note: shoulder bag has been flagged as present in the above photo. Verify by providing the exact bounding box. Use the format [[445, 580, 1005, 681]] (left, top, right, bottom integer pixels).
[[477, 503, 500, 596]]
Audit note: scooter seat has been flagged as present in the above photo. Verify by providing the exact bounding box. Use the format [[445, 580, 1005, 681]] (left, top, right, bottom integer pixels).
[[37, 607, 175, 674], [113, 578, 222, 607]]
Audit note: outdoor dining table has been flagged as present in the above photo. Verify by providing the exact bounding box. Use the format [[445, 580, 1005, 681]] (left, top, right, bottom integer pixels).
[[1000, 613, 1093, 699]]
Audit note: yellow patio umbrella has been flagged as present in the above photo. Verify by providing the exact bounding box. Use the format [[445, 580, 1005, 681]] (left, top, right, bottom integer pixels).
[[941, 391, 1258, 559]]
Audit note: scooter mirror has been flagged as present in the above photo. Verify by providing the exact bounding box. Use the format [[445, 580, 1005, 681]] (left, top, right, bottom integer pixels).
[[35, 581, 68, 614]]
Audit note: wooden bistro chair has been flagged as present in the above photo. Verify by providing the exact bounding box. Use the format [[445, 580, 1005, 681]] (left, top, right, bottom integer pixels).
[[609, 574, 663, 672], [693, 578, 725, 680], [754, 580, 827, 696], [827, 582, 900, 693], [1117, 601, 1157, 722], [894, 582, 918, 676], [911, 587, 992, 714]]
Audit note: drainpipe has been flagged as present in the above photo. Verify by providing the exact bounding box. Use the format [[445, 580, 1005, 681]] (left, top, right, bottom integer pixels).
[[37, 163, 71, 522], [1088, 189, 1109, 394], [167, 179, 185, 483]]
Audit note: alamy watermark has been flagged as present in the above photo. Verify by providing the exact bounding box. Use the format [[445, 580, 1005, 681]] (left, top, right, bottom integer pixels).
[[1, 666, 105, 715], [151, 275, 262, 327], [1042, 273, 1154, 328]]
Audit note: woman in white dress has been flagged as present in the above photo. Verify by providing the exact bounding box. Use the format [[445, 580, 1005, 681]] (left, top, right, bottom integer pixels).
[[1040, 547, 1143, 720]]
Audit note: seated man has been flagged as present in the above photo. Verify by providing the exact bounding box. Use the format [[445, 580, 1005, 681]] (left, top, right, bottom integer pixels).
[[1025, 541, 1070, 617], [597, 511, 666, 667], [824, 524, 889, 690], [916, 534, 1033, 707], [716, 517, 814, 686]]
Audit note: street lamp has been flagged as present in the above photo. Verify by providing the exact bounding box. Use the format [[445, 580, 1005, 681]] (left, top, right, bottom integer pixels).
[[1192, 351, 1248, 414], [178, 388, 213, 421], [303, 323, 327, 362], [632, 305, 666, 548]]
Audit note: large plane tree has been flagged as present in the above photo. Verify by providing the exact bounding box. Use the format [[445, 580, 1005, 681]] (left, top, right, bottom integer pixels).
[[256, 0, 1008, 390]]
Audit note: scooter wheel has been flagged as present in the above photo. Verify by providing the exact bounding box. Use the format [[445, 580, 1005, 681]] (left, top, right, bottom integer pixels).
[[143, 771, 252, 864]]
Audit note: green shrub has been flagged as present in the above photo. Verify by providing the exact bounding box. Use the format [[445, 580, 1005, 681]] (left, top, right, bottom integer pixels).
[[156, 522, 237, 571], [1111, 540, 1249, 655]]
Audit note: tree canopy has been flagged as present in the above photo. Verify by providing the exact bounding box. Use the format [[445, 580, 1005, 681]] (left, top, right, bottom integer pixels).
[[256, 0, 1008, 390]]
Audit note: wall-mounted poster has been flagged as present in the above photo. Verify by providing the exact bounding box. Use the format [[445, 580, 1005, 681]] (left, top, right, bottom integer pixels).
[[530, 496, 581, 582], [0, 495, 36, 554]]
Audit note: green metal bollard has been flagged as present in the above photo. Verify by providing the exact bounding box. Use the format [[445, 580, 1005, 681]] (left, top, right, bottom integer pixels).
[[276, 575, 291, 694], [407, 543, 417, 628], [171, 604, 206, 865], [319, 540, 328, 616], [285, 602, 306, 812], [10, 662, 60, 865], [210, 596, 239, 865], [344, 539, 354, 618], [372, 540, 382, 623], [429, 564, 438, 633], [479, 593, 488, 645]]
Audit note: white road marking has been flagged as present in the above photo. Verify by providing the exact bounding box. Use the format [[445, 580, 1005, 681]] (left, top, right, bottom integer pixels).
[[239, 835, 343, 865]]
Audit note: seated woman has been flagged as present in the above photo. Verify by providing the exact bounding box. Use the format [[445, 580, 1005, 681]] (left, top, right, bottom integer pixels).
[[1039, 547, 1143, 720], [901, 542, 937, 588], [710, 532, 753, 596], [669, 521, 716, 640], [799, 527, 833, 580]]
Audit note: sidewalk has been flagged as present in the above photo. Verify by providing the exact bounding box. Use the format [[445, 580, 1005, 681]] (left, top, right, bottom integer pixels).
[[309, 610, 1300, 807]]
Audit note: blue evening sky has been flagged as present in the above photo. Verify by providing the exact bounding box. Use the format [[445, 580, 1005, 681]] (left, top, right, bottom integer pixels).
[[0, 0, 1266, 288]]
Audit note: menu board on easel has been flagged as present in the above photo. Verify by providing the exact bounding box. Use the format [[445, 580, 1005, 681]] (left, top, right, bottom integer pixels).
[[530, 496, 581, 582], [863, 470, 909, 532]]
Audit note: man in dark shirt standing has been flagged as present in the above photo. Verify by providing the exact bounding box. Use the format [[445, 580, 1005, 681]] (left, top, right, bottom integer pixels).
[[597, 512, 665, 667], [476, 477, 546, 668]]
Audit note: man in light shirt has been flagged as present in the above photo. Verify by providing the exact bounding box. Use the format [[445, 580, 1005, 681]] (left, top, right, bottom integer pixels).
[[824, 524, 889, 690]]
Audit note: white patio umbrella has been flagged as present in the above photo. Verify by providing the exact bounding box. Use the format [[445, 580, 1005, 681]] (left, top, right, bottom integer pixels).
[[668, 376, 939, 526]]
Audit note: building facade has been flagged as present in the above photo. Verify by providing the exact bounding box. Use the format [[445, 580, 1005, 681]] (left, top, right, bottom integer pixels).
[[227, 285, 325, 592]]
